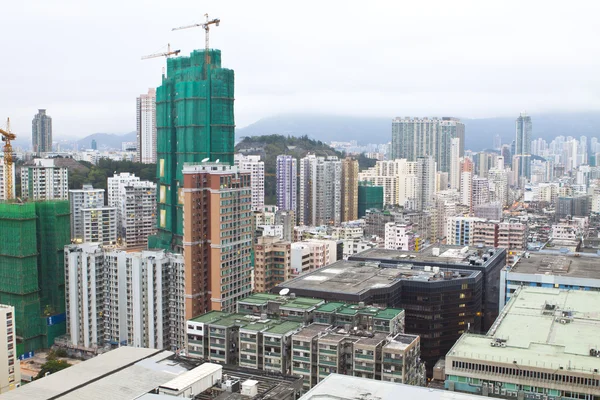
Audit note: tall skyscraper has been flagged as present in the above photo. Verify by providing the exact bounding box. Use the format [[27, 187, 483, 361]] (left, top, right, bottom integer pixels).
[[153, 49, 235, 251], [299, 155, 342, 226], [32, 109, 52, 154], [390, 117, 464, 173], [416, 156, 436, 211], [182, 163, 252, 316], [449, 138, 461, 190], [515, 113, 532, 179], [136, 88, 157, 164], [341, 157, 359, 222], [234, 154, 264, 211], [276, 155, 297, 212]]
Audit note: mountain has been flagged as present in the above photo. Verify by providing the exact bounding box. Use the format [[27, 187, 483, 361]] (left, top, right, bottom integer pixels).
[[236, 112, 600, 151], [75, 132, 136, 150]]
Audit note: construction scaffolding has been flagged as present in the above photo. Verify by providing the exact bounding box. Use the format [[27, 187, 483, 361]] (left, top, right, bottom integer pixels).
[[358, 182, 384, 218], [152, 49, 235, 251], [0, 201, 70, 355]]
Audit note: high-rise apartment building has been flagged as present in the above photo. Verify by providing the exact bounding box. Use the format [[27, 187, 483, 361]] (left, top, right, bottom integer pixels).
[[182, 163, 253, 317], [82, 207, 117, 245], [390, 117, 464, 173], [0, 305, 20, 393], [154, 49, 235, 251], [64, 244, 185, 351], [416, 156, 436, 211], [471, 177, 490, 211], [487, 168, 508, 207], [341, 157, 359, 222], [299, 155, 342, 226], [515, 113, 532, 179], [358, 159, 418, 208], [32, 109, 52, 154], [254, 236, 291, 293], [115, 181, 157, 248], [234, 154, 264, 211], [276, 155, 297, 212], [69, 185, 105, 242], [20, 159, 68, 200], [136, 88, 157, 164]]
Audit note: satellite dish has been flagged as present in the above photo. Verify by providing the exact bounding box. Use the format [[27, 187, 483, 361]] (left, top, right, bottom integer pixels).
[[202, 158, 209, 162], [279, 288, 290, 296], [215, 159, 220, 163]]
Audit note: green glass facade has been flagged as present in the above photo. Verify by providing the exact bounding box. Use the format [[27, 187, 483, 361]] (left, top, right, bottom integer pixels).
[[151, 49, 235, 250]]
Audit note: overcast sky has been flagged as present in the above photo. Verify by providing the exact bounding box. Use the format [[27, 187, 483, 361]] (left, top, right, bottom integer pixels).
[[2, 0, 599, 139]]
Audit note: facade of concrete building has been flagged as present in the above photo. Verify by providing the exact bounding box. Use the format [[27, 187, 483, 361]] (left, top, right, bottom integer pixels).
[[290, 240, 337, 276], [0, 305, 20, 393], [358, 159, 417, 208], [82, 206, 117, 245], [136, 88, 157, 164], [498, 221, 528, 263], [276, 155, 297, 212], [254, 236, 291, 293], [341, 157, 359, 222], [107, 172, 140, 207], [69, 185, 105, 242], [447, 217, 485, 246], [299, 155, 342, 226], [384, 223, 416, 251], [473, 220, 499, 248], [487, 169, 508, 208], [64, 244, 185, 351], [446, 287, 600, 400], [116, 180, 157, 248], [416, 156, 436, 211], [234, 154, 265, 211], [450, 137, 461, 190], [514, 113, 532, 179], [471, 177, 490, 211], [32, 109, 52, 154], [473, 202, 502, 221], [364, 209, 404, 238], [182, 163, 253, 316], [20, 159, 68, 200]]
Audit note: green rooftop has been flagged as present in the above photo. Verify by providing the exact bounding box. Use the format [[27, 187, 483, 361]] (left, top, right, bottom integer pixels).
[[238, 293, 281, 305], [279, 297, 324, 310], [210, 313, 251, 328], [265, 321, 303, 336], [375, 308, 404, 320], [190, 311, 228, 324], [315, 302, 346, 313], [240, 321, 272, 332]]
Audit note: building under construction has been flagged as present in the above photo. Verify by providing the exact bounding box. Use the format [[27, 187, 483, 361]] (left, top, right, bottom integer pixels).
[[151, 48, 235, 252], [0, 201, 70, 356]]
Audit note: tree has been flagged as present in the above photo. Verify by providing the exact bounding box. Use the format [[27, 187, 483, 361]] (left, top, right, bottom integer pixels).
[[36, 359, 70, 379]]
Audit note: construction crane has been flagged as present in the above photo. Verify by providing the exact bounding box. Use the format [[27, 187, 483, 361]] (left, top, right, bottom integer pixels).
[[141, 43, 181, 60], [172, 14, 220, 65], [0, 118, 16, 200]]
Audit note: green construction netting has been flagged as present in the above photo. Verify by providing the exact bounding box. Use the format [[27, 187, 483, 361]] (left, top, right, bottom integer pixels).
[[358, 183, 384, 218], [153, 49, 235, 250]]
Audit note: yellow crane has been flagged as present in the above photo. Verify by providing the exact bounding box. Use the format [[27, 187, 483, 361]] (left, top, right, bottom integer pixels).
[[0, 118, 16, 200], [172, 14, 220, 65], [141, 43, 181, 60]]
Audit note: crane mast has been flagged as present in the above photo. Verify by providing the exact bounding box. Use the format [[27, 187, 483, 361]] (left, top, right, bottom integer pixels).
[[0, 118, 16, 200], [172, 14, 220, 65]]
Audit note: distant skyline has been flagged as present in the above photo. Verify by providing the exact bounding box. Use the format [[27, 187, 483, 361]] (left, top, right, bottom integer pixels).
[[2, 0, 600, 139]]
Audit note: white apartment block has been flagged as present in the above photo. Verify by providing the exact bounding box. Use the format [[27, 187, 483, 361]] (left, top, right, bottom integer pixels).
[[358, 159, 418, 208], [136, 88, 157, 164], [471, 177, 490, 210], [64, 244, 185, 352], [0, 305, 20, 393], [234, 154, 265, 211], [449, 137, 461, 190], [487, 169, 508, 207], [107, 172, 140, 207], [82, 207, 117, 245], [0, 158, 15, 201], [20, 159, 68, 200], [384, 223, 416, 251], [117, 181, 157, 247], [69, 185, 105, 242], [446, 217, 485, 246]]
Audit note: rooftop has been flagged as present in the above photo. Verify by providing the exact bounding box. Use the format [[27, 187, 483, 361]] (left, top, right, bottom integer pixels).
[[507, 252, 600, 279], [277, 260, 480, 296], [264, 321, 303, 336], [448, 287, 600, 373], [190, 311, 229, 324], [315, 302, 346, 313], [237, 293, 324, 310], [294, 323, 331, 340], [383, 333, 419, 351], [299, 374, 487, 400], [353, 332, 389, 347]]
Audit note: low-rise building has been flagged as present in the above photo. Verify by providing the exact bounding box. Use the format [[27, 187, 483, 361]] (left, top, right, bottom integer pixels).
[[384, 222, 417, 251], [254, 236, 291, 293], [445, 287, 600, 400]]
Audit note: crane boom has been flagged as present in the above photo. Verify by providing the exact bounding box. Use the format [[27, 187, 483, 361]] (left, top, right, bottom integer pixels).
[[0, 118, 16, 200], [141, 43, 181, 60], [172, 14, 220, 65]]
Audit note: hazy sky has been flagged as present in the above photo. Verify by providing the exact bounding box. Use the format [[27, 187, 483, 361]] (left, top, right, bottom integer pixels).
[[2, 0, 600, 139]]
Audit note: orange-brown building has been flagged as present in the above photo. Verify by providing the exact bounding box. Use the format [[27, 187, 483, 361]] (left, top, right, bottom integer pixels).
[[341, 157, 359, 222], [182, 164, 253, 318], [253, 236, 291, 293]]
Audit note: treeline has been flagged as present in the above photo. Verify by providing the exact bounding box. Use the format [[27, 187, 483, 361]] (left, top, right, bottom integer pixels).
[[69, 159, 156, 191]]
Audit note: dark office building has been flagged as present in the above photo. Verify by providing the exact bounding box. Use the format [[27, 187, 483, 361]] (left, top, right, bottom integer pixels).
[[273, 254, 486, 375]]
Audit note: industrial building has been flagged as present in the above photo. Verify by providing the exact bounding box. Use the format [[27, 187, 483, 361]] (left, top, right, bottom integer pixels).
[[181, 163, 253, 316], [153, 49, 235, 251], [20, 159, 68, 201], [299, 374, 488, 400], [0, 305, 20, 393], [0, 347, 303, 400], [64, 244, 185, 352], [445, 287, 600, 400], [0, 201, 70, 356], [500, 251, 600, 306]]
